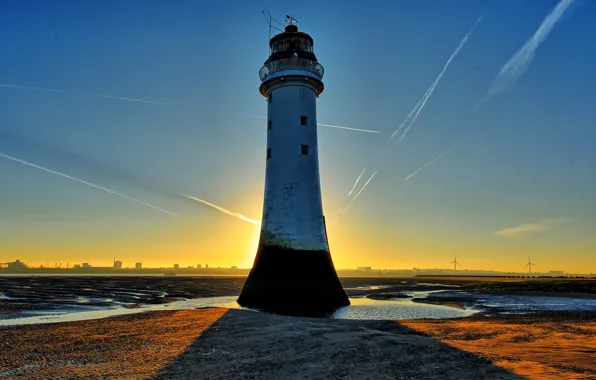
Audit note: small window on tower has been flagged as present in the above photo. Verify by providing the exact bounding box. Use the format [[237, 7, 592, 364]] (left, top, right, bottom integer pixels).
[[268, 120, 272, 130], [267, 148, 271, 160], [301, 144, 309, 155], [268, 93, 273, 102], [300, 116, 308, 125]]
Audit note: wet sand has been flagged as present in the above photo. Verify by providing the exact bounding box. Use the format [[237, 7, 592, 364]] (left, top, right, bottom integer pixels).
[[0, 276, 246, 318], [0, 307, 521, 379], [0, 276, 456, 319]]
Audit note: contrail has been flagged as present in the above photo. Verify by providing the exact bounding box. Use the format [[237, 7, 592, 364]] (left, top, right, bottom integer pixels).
[[334, 14, 482, 223], [333, 170, 378, 225], [348, 168, 366, 196], [230, 113, 266, 120], [1, 130, 259, 225], [340, 170, 377, 216], [317, 123, 380, 134], [83, 93, 168, 105], [404, 145, 456, 181], [177, 192, 260, 225], [0, 152, 177, 217], [0, 84, 62, 93], [231, 112, 381, 134], [398, 13, 484, 141], [0, 84, 168, 105], [388, 84, 434, 141], [476, 0, 577, 107]]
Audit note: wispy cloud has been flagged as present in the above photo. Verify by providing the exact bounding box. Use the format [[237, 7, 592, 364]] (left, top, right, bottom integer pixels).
[[348, 168, 366, 196], [231, 113, 380, 134], [390, 13, 484, 142], [0, 152, 177, 217], [177, 192, 260, 225], [0, 84, 168, 105], [404, 145, 456, 181], [493, 218, 568, 237], [476, 0, 577, 107]]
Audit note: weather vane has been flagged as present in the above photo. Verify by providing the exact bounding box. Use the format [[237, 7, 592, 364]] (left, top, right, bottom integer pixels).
[[285, 15, 297, 26]]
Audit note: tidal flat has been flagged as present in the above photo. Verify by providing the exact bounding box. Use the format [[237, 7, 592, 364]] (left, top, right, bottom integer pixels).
[[0, 276, 595, 379]]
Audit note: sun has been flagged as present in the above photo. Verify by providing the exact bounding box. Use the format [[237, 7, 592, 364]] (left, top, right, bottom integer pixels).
[[241, 225, 261, 268]]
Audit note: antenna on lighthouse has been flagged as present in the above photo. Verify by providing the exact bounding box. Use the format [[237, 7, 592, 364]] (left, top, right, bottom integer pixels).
[[262, 9, 273, 41], [285, 15, 298, 26]]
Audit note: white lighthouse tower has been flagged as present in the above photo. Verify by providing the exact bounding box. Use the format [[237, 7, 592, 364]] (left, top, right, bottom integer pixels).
[[238, 20, 349, 315]]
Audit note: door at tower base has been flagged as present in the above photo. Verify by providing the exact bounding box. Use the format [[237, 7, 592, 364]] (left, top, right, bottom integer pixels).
[[237, 244, 350, 316]]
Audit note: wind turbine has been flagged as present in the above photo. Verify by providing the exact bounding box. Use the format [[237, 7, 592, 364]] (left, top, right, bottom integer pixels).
[[525, 256, 537, 274], [450, 255, 460, 271]]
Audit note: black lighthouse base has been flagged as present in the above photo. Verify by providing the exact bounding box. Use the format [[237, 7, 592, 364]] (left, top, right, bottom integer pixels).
[[237, 244, 350, 317]]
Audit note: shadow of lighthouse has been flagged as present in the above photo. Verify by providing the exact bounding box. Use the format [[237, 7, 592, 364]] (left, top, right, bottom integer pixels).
[[237, 22, 349, 316]]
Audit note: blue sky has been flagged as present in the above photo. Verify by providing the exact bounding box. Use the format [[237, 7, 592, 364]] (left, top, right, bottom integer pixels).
[[1, 0, 595, 271]]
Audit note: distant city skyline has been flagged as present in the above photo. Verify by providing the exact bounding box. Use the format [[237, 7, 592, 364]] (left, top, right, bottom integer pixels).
[[1, 0, 595, 273], [1, 257, 587, 277]]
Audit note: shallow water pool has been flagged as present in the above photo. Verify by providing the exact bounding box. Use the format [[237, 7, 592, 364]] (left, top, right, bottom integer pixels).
[[0, 295, 474, 326]]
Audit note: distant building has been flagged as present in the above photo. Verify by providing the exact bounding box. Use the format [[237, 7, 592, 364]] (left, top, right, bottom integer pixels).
[[7, 260, 29, 270], [548, 270, 565, 276], [357, 267, 372, 272], [82, 263, 91, 268], [197, 264, 202, 269], [174, 264, 179, 269], [187, 266, 193, 269], [73, 264, 81, 269], [113, 260, 122, 270], [135, 262, 142, 269], [231, 266, 238, 270]]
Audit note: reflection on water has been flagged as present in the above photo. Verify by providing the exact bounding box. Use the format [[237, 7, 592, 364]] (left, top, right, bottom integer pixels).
[[0, 295, 473, 326], [2, 291, 594, 327], [0, 296, 242, 327], [332, 297, 475, 320]]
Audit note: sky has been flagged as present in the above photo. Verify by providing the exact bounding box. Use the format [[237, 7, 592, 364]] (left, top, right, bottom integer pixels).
[[1, 0, 595, 273]]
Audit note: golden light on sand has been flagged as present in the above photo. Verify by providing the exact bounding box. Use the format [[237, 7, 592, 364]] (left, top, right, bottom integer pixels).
[[0, 309, 228, 378], [403, 318, 596, 380]]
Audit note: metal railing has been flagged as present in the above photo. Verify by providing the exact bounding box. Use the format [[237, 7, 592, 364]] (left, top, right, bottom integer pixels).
[[260, 58, 324, 81]]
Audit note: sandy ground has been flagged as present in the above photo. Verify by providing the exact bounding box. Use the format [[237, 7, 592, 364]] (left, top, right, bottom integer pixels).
[[403, 313, 596, 380], [0, 308, 522, 380]]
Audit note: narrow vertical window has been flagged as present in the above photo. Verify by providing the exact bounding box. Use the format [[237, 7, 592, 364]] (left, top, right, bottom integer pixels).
[[300, 116, 308, 126], [301, 144, 309, 155], [268, 93, 272, 102], [268, 120, 272, 130], [267, 148, 271, 160]]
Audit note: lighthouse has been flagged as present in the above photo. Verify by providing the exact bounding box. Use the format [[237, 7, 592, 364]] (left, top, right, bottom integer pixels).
[[237, 21, 350, 315]]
